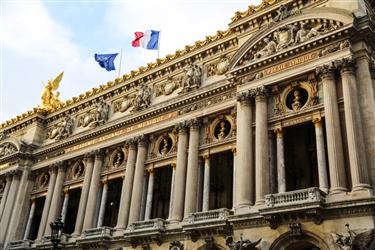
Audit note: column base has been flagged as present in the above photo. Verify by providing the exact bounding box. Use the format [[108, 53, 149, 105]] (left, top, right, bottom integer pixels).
[[328, 187, 348, 194], [350, 186, 373, 197], [255, 199, 265, 206], [352, 184, 373, 193]]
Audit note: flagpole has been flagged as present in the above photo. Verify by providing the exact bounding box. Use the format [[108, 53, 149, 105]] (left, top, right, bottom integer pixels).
[[157, 30, 161, 59], [118, 48, 123, 77]]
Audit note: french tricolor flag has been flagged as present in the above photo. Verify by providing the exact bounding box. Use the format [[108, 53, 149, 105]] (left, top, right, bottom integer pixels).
[[131, 30, 160, 50]]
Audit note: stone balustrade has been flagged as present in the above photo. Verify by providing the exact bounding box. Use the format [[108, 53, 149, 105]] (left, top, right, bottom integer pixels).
[[187, 208, 233, 224], [127, 218, 166, 232], [8, 240, 32, 250]]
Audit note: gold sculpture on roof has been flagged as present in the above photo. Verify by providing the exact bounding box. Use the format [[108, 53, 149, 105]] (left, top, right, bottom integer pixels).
[[41, 72, 64, 111]]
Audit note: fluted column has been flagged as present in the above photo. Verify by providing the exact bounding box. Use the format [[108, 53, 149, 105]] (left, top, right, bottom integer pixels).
[[235, 92, 254, 209], [73, 153, 94, 235], [37, 166, 57, 239], [274, 128, 286, 193], [45, 163, 66, 236], [170, 123, 188, 221], [83, 150, 104, 230], [202, 154, 210, 212], [184, 119, 200, 218], [23, 198, 36, 240], [340, 59, 371, 191], [97, 180, 108, 227], [116, 139, 137, 228], [313, 118, 329, 191], [0, 174, 12, 220], [255, 86, 269, 205], [144, 169, 155, 220], [128, 135, 148, 224], [168, 163, 176, 219], [316, 65, 347, 192], [61, 189, 69, 223]]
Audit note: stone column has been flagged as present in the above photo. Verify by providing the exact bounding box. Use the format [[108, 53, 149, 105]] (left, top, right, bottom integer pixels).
[[340, 59, 371, 191], [316, 65, 347, 192], [37, 166, 57, 239], [0, 174, 12, 220], [313, 118, 329, 191], [202, 154, 210, 212], [232, 147, 237, 207], [128, 135, 148, 224], [116, 139, 137, 229], [168, 163, 176, 219], [61, 189, 69, 223], [184, 119, 200, 218], [254, 86, 269, 205], [97, 180, 108, 227], [73, 153, 95, 235], [23, 198, 36, 240], [274, 128, 286, 193], [83, 150, 104, 230], [144, 169, 155, 220], [235, 92, 254, 209], [0, 170, 21, 243], [45, 163, 66, 236], [170, 122, 188, 221], [268, 132, 277, 194]]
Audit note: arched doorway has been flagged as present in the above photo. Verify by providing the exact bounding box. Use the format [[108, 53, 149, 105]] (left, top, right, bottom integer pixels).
[[270, 231, 329, 250]]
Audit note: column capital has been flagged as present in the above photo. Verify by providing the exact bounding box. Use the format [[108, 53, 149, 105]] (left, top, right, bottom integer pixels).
[[146, 168, 155, 176], [251, 85, 269, 102], [203, 154, 210, 161], [175, 121, 189, 133], [274, 127, 283, 138], [188, 118, 201, 130], [316, 63, 336, 80], [337, 57, 356, 74], [236, 91, 253, 105], [136, 134, 148, 147], [94, 149, 105, 159], [312, 117, 322, 128], [171, 163, 176, 170], [232, 146, 237, 156], [102, 179, 109, 185], [63, 187, 70, 196], [126, 138, 137, 149], [83, 151, 95, 161]]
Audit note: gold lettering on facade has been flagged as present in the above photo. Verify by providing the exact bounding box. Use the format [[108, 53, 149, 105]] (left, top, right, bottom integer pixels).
[[263, 51, 318, 77], [0, 163, 9, 171], [65, 112, 178, 153]]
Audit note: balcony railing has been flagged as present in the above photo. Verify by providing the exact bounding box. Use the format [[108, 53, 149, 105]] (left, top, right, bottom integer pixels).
[[187, 208, 233, 224], [264, 187, 326, 208], [8, 240, 32, 250]]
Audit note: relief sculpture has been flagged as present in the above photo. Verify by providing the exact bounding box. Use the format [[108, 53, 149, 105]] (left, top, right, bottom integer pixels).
[[48, 115, 74, 141]]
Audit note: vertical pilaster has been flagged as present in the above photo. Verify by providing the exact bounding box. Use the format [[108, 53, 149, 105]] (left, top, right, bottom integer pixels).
[[235, 92, 254, 210], [254, 86, 269, 205], [313, 117, 329, 191], [116, 139, 137, 228], [316, 65, 347, 192], [128, 135, 148, 224], [37, 166, 57, 239], [23, 198, 36, 240], [144, 169, 155, 220], [61, 189, 69, 223], [170, 123, 188, 221], [202, 154, 210, 212], [274, 128, 286, 193], [168, 163, 176, 219], [83, 150, 104, 230], [184, 118, 200, 218], [45, 163, 66, 236], [97, 180, 108, 227], [73, 152, 94, 235], [0, 174, 12, 220]]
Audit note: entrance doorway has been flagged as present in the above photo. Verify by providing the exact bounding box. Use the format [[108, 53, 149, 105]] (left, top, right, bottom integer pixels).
[[284, 123, 319, 191], [209, 151, 233, 210]]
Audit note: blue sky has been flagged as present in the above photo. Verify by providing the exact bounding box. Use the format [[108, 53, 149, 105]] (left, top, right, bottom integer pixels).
[[1, 0, 261, 122]]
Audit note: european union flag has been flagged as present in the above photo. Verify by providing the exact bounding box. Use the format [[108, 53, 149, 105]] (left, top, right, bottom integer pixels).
[[94, 53, 118, 71]]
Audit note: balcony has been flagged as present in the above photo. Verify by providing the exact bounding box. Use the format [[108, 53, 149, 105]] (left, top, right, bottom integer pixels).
[[76, 227, 114, 248], [8, 240, 32, 250], [124, 219, 167, 247]]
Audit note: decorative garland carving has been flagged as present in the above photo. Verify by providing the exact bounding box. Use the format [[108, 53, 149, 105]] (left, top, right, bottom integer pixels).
[[206, 55, 230, 78], [114, 95, 134, 113], [155, 76, 182, 97], [0, 142, 17, 158], [47, 115, 74, 141], [77, 100, 110, 128]]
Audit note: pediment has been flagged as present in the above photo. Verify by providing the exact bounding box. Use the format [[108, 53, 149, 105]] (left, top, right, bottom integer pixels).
[[229, 8, 353, 72]]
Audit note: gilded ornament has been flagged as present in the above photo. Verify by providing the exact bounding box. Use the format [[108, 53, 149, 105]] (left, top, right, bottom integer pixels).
[[41, 72, 64, 111]]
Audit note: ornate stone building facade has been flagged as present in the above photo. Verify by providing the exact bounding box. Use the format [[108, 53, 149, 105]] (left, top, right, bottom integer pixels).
[[1, 0, 375, 249]]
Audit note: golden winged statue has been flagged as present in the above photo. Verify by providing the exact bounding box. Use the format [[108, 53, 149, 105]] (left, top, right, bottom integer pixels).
[[41, 72, 64, 111]]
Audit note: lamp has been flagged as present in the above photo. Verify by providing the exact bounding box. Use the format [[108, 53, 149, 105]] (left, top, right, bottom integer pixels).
[[49, 217, 64, 250]]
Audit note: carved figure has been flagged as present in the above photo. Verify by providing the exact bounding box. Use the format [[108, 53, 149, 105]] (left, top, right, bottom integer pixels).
[[118, 96, 133, 112], [40, 173, 49, 187], [216, 56, 230, 75], [94, 100, 110, 124], [0, 143, 17, 158], [74, 163, 84, 178], [273, 94, 283, 115], [274, 24, 297, 50], [226, 234, 262, 250], [217, 121, 227, 140], [161, 138, 169, 155], [41, 72, 64, 111], [255, 37, 277, 59], [333, 224, 375, 250], [48, 115, 74, 140], [291, 90, 302, 111], [114, 151, 124, 166], [181, 64, 202, 92], [273, 4, 291, 22], [133, 83, 152, 111], [294, 23, 320, 45]]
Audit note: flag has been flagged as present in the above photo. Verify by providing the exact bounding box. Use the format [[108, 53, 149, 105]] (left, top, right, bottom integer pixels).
[[94, 53, 118, 71], [132, 30, 160, 50]]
